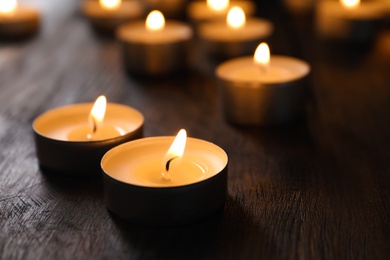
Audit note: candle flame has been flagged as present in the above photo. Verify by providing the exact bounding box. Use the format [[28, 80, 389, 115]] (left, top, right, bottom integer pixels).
[[162, 129, 187, 180], [89, 95, 107, 134], [146, 10, 165, 32], [340, 0, 360, 9], [254, 42, 270, 72], [99, 0, 121, 10], [207, 0, 229, 11], [0, 0, 17, 14], [227, 6, 246, 29]]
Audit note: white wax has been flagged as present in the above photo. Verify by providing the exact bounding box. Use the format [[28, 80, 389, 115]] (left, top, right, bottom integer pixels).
[[67, 124, 125, 141], [198, 18, 273, 42], [216, 56, 310, 84], [187, 0, 255, 22], [117, 20, 192, 44], [82, 0, 144, 19], [102, 137, 228, 187], [33, 103, 144, 142]]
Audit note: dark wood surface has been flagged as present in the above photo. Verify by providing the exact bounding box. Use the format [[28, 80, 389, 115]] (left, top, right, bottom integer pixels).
[[0, 0, 389, 259]]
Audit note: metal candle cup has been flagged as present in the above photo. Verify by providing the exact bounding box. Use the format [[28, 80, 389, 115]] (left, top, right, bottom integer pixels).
[[198, 18, 273, 58], [315, 0, 386, 44], [33, 103, 144, 176], [0, 5, 40, 39], [101, 136, 228, 226], [81, 0, 144, 33], [117, 19, 193, 75], [216, 55, 310, 125]]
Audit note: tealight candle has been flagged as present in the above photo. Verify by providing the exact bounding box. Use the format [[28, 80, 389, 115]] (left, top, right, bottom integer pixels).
[[216, 43, 310, 125], [82, 0, 144, 33], [0, 0, 40, 39], [33, 96, 144, 176], [187, 0, 256, 24], [117, 10, 193, 75], [144, 0, 187, 19], [198, 6, 274, 58], [315, 0, 386, 43], [101, 129, 228, 226]]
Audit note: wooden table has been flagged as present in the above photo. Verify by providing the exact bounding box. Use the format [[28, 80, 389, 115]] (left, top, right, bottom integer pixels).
[[0, 0, 389, 259]]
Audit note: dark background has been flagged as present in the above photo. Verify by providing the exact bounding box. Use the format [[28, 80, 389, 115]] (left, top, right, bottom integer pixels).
[[0, 0, 389, 259]]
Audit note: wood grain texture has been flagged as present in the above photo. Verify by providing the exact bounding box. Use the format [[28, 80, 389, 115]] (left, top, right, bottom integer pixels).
[[0, 0, 389, 259]]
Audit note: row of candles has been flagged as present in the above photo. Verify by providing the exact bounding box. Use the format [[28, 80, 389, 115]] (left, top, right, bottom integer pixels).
[[1, 0, 388, 226], [1, 0, 389, 41], [33, 96, 227, 225]]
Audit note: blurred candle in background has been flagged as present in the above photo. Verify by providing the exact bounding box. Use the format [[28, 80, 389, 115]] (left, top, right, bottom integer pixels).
[[0, 0, 40, 39], [315, 0, 387, 44], [187, 0, 255, 24], [82, 0, 144, 33], [216, 42, 310, 125], [117, 10, 193, 75], [198, 6, 273, 58]]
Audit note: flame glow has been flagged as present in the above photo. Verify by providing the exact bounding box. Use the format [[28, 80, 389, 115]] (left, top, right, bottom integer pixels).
[[99, 0, 121, 10], [254, 42, 270, 71], [0, 0, 17, 14], [161, 129, 187, 180], [227, 6, 246, 29], [340, 0, 360, 9], [146, 10, 165, 32], [89, 95, 107, 132], [166, 129, 187, 160], [207, 0, 229, 11]]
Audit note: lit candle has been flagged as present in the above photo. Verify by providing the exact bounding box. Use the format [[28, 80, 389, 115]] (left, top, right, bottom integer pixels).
[[315, 0, 387, 43], [216, 42, 310, 125], [101, 129, 228, 226], [117, 10, 193, 75], [187, 0, 256, 24], [0, 0, 40, 39], [198, 6, 273, 58], [81, 0, 144, 33], [33, 96, 144, 175]]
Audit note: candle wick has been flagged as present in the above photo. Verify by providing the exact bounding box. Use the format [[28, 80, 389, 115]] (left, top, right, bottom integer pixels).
[[165, 156, 179, 171], [260, 64, 269, 74], [90, 116, 97, 134]]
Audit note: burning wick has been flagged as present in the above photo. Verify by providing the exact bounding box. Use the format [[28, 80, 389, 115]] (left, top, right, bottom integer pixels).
[[165, 156, 179, 171], [90, 117, 97, 134], [88, 95, 107, 139], [162, 129, 187, 181]]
